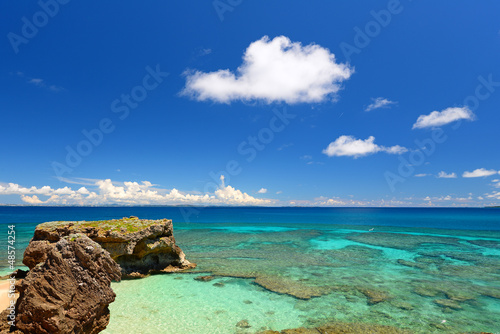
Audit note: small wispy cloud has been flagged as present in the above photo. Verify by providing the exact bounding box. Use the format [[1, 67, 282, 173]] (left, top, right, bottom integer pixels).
[[485, 191, 500, 200], [365, 97, 397, 112], [322, 135, 407, 158], [200, 48, 212, 56], [414, 174, 429, 177], [14, 72, 64, 92], [56, 177, 103, 186], [462, 168, 499, 178], [437, 171, 457, 178], [257, 188, 268, 194], [28, 78, 44, 86], [413, 106, 475, 129], [277, 143, 293, 151]]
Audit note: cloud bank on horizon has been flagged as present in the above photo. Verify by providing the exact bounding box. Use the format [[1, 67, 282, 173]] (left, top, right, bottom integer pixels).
[[0, 177, 498, 206], [182, 36, 353, 104], [0, 179, 272, 206]]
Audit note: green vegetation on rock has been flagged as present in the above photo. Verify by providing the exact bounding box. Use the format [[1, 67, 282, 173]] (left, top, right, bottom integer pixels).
[[38, 217, 170, 234]]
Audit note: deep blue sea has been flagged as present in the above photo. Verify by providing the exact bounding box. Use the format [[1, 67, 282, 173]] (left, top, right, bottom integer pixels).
[[1, 207, 500, 333]]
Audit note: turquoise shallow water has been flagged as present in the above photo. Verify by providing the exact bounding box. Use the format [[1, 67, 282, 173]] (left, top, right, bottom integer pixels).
[[105, 223, 500, 333], [1, 207, 500, 333], [110, 225, 500, 333], [105, 274, 305, 334]]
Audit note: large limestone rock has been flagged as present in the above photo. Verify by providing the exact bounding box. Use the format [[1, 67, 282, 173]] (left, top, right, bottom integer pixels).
[[27, 217, 195, 278], [0, 217, 194, 334], [13, 234, 121, 334]]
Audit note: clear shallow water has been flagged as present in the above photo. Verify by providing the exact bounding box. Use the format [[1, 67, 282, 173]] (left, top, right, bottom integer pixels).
[[106, 274, 305, 334], [1, 207, 500, 333]]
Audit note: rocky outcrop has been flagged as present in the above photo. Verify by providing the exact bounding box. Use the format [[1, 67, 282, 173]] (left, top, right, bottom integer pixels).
[[1, 217, 194, 334], [28, 217, 195, 278], [12, 234, 121, 334]]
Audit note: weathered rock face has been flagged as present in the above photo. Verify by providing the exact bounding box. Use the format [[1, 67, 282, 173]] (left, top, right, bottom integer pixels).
[[29, 217, 195, 278], [14, 234, 121, 334]]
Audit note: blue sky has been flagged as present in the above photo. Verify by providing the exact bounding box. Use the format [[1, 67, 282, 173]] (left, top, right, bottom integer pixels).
[[1, 0, 500, 206]]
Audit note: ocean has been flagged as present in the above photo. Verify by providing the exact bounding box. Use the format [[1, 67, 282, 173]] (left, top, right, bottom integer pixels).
[[1, 207, 499, 333]]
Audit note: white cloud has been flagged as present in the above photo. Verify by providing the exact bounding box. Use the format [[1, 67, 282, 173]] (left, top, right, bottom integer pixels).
[[214, 184, 271, 205], [0, 183, 55, 195], [77, 187, 90, 195], [412, 106, 475, 129], [20, 195, 43, 204], [28, 78, 63, 92], [462, 168, 499, 178], [322, 135, 407, 158], [365, 97, 396, 112], [257, 188, 268, 194], [425, 194, 476, 203], [182, 35, 353, 104], [415, 174, 429, 177], [297, 194, 493, 207], [0, 178, 273, 206], [277, 143, 294, 151], [312, 196, 412, 207], [486, 191, 500, 200], [384, 145, 408, 155], [55, 177, 101, 186], [14, 72, 64, 92], [492, 179, 500, 188], [276, 191, 283, 194], [28, 78, 44, 86], [320, 198, 347, 206], [438, 171, 457, 178], [200, 48, 212, 56]]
